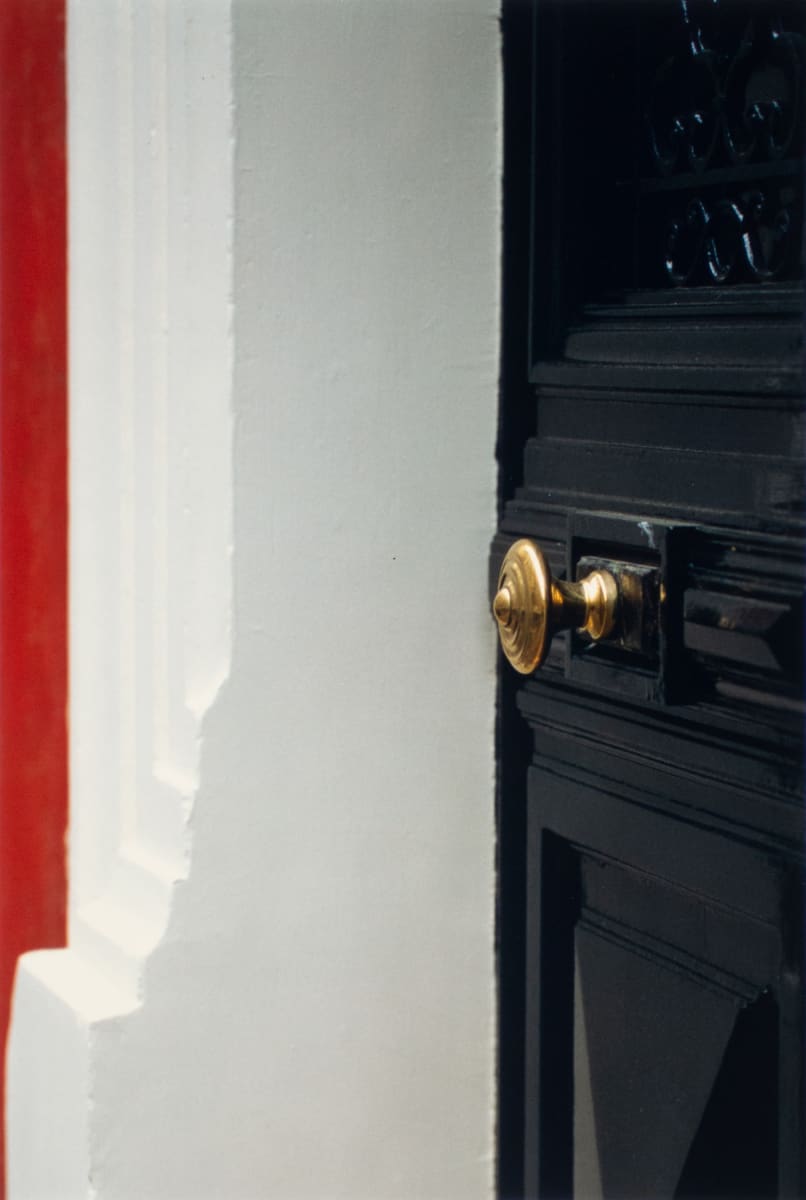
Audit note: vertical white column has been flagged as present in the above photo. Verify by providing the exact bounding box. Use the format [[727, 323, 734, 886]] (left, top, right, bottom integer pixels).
[[8, 2, 500, 1197]]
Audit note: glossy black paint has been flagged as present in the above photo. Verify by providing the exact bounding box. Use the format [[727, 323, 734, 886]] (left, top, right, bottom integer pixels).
[[495, 2, 805, 1197]]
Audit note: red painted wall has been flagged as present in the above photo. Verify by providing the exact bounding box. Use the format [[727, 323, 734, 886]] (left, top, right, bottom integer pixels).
[[0, 0, 68, 1191]]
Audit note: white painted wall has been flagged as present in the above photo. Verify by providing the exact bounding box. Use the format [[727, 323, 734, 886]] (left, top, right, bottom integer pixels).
[[8, 2, 500, 1197]]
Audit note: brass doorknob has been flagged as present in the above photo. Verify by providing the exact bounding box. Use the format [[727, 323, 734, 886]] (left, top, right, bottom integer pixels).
[[493, 539, 619, 674]]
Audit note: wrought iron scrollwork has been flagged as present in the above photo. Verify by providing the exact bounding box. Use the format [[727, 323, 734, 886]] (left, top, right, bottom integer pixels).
[[648, 1, 803, 175], [664, 188, 795, 285], [642, 0, 803, 287]]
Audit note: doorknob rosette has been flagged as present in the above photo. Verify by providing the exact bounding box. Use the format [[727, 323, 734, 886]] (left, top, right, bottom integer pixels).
[[493, 539, 619, 674]]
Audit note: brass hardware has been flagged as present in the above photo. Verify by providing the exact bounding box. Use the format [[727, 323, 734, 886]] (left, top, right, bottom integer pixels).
[[493, 539, 618, 674]]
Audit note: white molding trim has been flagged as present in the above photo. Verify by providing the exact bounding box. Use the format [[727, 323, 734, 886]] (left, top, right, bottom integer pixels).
[[8, 1, 233, 1191], [66, 0, 234, 992]]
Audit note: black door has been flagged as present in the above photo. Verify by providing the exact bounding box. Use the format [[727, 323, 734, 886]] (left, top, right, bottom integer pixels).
[[493, 2, 805, 1197]]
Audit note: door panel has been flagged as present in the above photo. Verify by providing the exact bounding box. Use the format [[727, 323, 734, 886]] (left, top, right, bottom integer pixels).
[[495, 1, 804, 1196]]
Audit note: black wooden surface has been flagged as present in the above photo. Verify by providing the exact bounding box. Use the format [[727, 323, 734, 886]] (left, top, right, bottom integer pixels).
[[494, 2, 805, 1197]]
